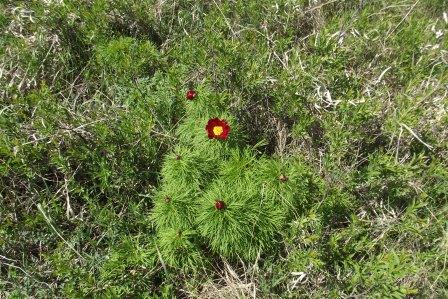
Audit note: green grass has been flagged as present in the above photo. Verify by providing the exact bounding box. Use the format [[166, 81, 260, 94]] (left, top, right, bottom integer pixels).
[[1, 0, 447, 297]]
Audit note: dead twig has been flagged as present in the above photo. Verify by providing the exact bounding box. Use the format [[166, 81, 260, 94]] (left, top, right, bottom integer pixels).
[[37, 203, 86, 261], [399, 122, 434, 151], [384, 0, 420, 41]]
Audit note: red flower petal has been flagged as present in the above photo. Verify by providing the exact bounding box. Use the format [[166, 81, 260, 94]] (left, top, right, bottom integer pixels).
[[206, 118, 230, 140]]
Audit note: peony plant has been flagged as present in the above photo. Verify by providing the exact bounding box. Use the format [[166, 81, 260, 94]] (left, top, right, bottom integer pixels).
[[151, 85, 312, 269]]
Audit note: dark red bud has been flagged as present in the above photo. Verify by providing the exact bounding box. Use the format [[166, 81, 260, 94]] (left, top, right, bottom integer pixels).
[[186, 89, 197, 100], [215, 200, 225, 210]]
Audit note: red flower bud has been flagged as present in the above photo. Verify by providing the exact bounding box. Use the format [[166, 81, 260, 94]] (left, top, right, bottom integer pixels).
[[186, 89, 197, 100], [215, 200, 225, 210]]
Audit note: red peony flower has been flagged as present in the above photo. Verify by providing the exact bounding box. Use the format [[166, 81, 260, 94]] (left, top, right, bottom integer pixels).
[[206, 118, 230, 140], [186, 89, 197, 100], [215, 200, 225, 210]]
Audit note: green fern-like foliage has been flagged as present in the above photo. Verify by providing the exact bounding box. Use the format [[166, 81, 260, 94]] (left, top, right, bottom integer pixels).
[[159, 146, 216, 188], [151, 85, 311, 268], [151, 181, 198, 230], [157, 227, 205, 271], [196, 177, 285, 259]]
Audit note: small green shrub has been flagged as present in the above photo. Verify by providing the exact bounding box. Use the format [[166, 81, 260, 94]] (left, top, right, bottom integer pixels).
[[151, 86, 313, 265]]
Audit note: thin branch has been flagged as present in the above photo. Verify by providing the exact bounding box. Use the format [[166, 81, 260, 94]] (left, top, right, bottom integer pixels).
[[154, 239, 168, 276], [37, 203, 85, 261], [400, 123, 434, 151], [0, 260, 51, 288], [395, 126, 403, 162], [303, 0, 339, 14], [385, 0, 420, 40], [0, 255, 18, 262], [212, 0, 236, 37]]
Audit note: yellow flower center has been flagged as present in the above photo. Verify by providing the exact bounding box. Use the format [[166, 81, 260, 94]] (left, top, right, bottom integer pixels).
[[213, 126, 224, 136]]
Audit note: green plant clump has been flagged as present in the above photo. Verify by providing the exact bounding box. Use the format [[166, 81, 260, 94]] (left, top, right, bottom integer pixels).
[[1, 0, 447, 297]]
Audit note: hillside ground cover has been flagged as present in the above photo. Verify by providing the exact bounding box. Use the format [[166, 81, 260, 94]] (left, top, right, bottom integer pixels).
[[1, 0, 447, 297]]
